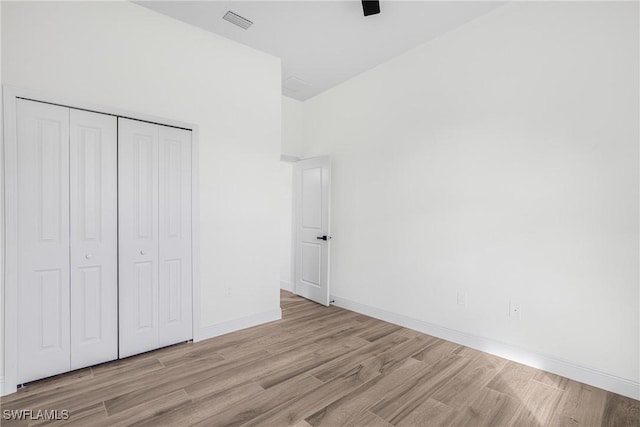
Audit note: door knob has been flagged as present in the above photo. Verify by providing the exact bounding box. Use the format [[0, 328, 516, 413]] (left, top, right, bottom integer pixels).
[[140, 250, 147, 255], [85, 253, 92, 259], [316, 235, 331, 241]]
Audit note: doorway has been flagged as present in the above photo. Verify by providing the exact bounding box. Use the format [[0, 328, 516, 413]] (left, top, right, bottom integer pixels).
[[280, 156, 332, 306]]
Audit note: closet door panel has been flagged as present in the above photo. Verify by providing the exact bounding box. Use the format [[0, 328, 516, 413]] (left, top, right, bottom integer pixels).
[[158, 126, 192, 346], [17, 99, 71, 383], [70, 109, 118, 369], [118, 118, 160, 358]]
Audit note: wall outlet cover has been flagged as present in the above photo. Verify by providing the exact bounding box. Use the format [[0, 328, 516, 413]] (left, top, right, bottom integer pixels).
[[457, 292, 468, 307], [509, 301, 521, 319]]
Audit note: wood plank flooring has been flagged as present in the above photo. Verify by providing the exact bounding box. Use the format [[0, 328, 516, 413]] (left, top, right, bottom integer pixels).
[[1, 290, 638, 426]]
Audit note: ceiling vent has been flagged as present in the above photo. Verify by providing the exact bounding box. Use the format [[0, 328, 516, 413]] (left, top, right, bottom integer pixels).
[[283, 77, 312, 93], [222, 11, 253, 30]]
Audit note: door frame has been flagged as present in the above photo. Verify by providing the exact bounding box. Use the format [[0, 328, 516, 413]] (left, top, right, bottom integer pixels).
[[291, 156, 332, 305], [1, 85, 202, 396]]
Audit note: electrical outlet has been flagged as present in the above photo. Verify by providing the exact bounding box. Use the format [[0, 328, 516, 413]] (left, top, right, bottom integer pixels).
[[224, 287, 231, 297], [509, 301, 521, 319], [457, 292, 467, 307]]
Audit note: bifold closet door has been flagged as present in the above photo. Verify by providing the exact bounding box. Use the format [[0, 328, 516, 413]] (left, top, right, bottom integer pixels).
[[17, 100, 71, 383], [17, 100, 119, 383], [118, 118, 160, 358], [69, 109, 118, 370], [158, 126, 193, 347], [119, 118, 192, 358]]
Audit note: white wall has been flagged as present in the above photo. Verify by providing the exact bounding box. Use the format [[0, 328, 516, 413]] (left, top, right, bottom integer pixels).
[[279, 162, 293, 291], [2, 1, 281, 334], [282, 95, 304, 158], [280, 95, 302, 292], [303, 1, 639, 388]]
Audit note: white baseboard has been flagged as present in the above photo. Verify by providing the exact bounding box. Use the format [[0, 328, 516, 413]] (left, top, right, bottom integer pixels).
[[280, 281, 294, 292], [331, 295, 640, 400], [0, 376, 11, 397], [194, 308, 282, 342]]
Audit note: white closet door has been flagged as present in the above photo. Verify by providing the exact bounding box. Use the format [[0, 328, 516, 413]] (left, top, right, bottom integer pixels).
[[118, 118, 160, 358], [17, 99, 71, 383], [158, 126, 192, 347], [69, 109, 118, 369]]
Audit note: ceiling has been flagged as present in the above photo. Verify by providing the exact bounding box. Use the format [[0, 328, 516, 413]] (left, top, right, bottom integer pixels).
[[137, 1, 505, 100]]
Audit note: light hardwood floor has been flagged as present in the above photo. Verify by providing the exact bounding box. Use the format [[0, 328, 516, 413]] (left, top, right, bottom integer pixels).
[[1, 290, 638, 426]]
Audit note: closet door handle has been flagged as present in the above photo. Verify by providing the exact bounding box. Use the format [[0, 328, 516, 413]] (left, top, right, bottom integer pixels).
[[140, 250, 147, 255], [85, 253, 92, 260]]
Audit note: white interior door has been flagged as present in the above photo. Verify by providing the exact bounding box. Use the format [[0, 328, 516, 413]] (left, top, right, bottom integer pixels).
[[158, 125, 192, 347], [293, 156, 331, 306], [17, 99, 71, 383], [118, 118, 160, 358], [69, 109, 118, 369]]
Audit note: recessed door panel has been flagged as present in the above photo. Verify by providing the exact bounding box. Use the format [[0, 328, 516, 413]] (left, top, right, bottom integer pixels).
[[70, 109, 118, 369], [78, 266, 102, 342], [165, 259, 182, 322], [118, 118, 160, 358], [135, 136, 155, 240], [39, 121, 64, 242], [158, 126, 192, 346], [17, 99, 71, 383], [302, 168, 323, 229], [301, 243, 321, 286], [38, 269, 64, 349], [135, 261, 155, 329]]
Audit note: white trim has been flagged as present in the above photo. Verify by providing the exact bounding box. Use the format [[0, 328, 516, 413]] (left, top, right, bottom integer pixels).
[[1, 85, 202, 396], [195, 309, 282, 342], [291, 159, 299, 298], [0, 86, 4, 398], [190, 126, 202, 350], [3, 86, 195, 131], [280, 154, 300, 163], [3, 87, 19, 396], [331, 294, 640, 400], [290, 160, 297, 296], [280, 281, 294, 292]]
